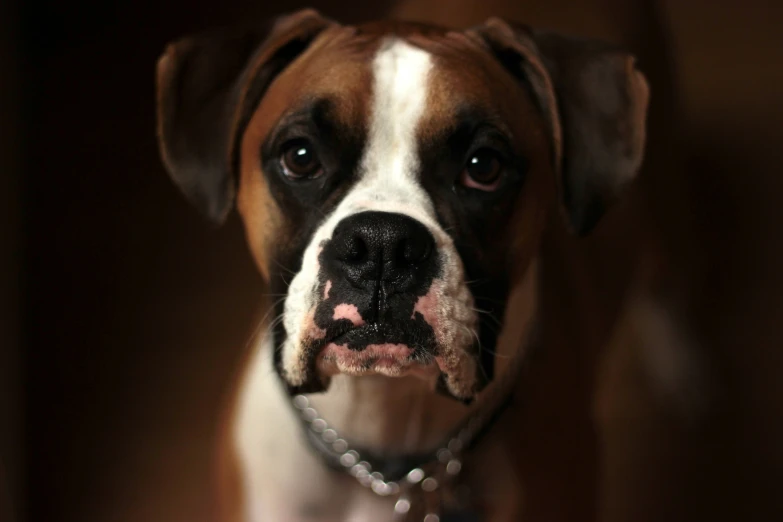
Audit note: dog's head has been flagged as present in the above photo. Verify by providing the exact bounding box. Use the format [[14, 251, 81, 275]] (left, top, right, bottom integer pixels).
[[156, 10, 649, 401]]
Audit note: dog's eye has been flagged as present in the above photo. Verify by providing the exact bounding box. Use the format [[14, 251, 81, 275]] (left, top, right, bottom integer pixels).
[[280, 138, 323, 179], [460, 149, 503, 191]]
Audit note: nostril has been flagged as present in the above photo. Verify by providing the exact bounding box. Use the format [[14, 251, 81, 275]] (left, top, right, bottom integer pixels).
[[340, 235, 368, 264], [400, 236, 433, 265], [330, 212, 436, 287]]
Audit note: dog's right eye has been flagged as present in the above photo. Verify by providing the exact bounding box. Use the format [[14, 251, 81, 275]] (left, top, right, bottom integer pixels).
[[460, 148, 504, 191], [279, 138, 323, 180]]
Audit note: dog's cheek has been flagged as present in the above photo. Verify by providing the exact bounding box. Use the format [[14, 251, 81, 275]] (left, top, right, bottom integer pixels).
[[437, 248, 477, 345], [236, 165, 286, 281], [278, 240, 328, 383], [506, 161, 557, 284], [419, 246, 481, 399]]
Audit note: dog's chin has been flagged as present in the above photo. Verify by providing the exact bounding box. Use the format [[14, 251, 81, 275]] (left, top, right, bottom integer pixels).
[[316, 342, 441, 380]]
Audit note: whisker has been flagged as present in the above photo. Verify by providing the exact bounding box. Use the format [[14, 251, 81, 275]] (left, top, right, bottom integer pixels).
[[470, 295, 507, 306], [243, 296, 291, 358], [463, 326, 490, 381], [270, 257, 298, 277], [268, 313, 286, 331], [472, 307, 504, 327], [250, 296, 289, 334], [461, 324, 509, 360]]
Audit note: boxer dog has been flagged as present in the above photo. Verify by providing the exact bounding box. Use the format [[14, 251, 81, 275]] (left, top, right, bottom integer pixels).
[[156, 9, 648, 521]]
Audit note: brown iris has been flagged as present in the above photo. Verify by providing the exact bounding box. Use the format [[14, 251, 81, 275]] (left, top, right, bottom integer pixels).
[[280, 138, 323, 179], [461, 149, 503, 191]]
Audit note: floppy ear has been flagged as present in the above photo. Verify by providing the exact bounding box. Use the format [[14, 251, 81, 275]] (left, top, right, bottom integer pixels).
[[470, 18, 650, 236], [155, 9, 334, 224]]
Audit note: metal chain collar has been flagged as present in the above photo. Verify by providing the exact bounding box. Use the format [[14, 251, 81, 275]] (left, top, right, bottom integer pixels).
[[292, 393, 482, 521], [289, 319, 537, 520]]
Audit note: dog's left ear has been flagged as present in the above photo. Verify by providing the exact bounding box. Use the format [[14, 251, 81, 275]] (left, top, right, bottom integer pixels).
[[470, 18, 650, 236], [156, 9, 335, 224]]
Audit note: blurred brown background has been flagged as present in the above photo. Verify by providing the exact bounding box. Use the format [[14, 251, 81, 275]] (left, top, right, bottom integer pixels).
[[1, 1, 782, 521]]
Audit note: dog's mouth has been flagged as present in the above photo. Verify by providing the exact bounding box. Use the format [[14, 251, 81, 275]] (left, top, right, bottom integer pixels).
[[311, 320, 439, 379], [280, 273, 485, 400]]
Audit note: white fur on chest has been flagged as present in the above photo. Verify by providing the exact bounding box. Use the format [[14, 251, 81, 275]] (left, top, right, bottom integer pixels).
[[234, 333, 404, 521]]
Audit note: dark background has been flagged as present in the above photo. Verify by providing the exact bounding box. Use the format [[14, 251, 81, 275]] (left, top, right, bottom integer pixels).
[[2, 1, 782, 521]]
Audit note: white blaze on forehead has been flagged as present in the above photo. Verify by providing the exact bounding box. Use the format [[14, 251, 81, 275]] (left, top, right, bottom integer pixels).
[[359, 38, 434, 209]]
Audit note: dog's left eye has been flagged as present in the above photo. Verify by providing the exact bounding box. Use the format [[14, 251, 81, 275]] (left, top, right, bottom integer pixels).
[[460, 149, 504, 191], [280, 138, 323, 180]]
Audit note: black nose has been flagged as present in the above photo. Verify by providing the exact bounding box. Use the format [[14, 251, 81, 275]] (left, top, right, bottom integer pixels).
[[330, 211, 436, 290]]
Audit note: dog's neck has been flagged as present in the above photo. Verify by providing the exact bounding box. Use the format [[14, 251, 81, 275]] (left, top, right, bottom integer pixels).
[[303, 259, 540, 456], [306, 372, 469, 454]]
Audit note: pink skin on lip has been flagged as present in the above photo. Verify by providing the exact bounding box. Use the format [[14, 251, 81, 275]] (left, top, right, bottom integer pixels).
[[325, 342, 412, 359], [332, 303, 365, 326], [412, 285, 440, 330], [311, 280, 445, 379], [317, 343, 438, 378]]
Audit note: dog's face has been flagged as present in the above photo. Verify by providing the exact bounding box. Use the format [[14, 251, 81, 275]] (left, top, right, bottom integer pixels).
[[238, 26, 556, 399], [156, 11, 649, 401]]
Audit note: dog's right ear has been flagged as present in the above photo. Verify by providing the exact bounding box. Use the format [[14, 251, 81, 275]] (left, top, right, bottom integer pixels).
[[156, 9, 334, 224]]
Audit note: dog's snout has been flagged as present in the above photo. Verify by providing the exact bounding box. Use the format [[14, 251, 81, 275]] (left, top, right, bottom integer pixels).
[[331, 211, 435, 287]]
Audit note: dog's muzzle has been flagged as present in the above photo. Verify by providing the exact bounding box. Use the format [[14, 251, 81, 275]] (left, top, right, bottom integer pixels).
[[280, 209, 481, 400], [311, 211, 441, 376]]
